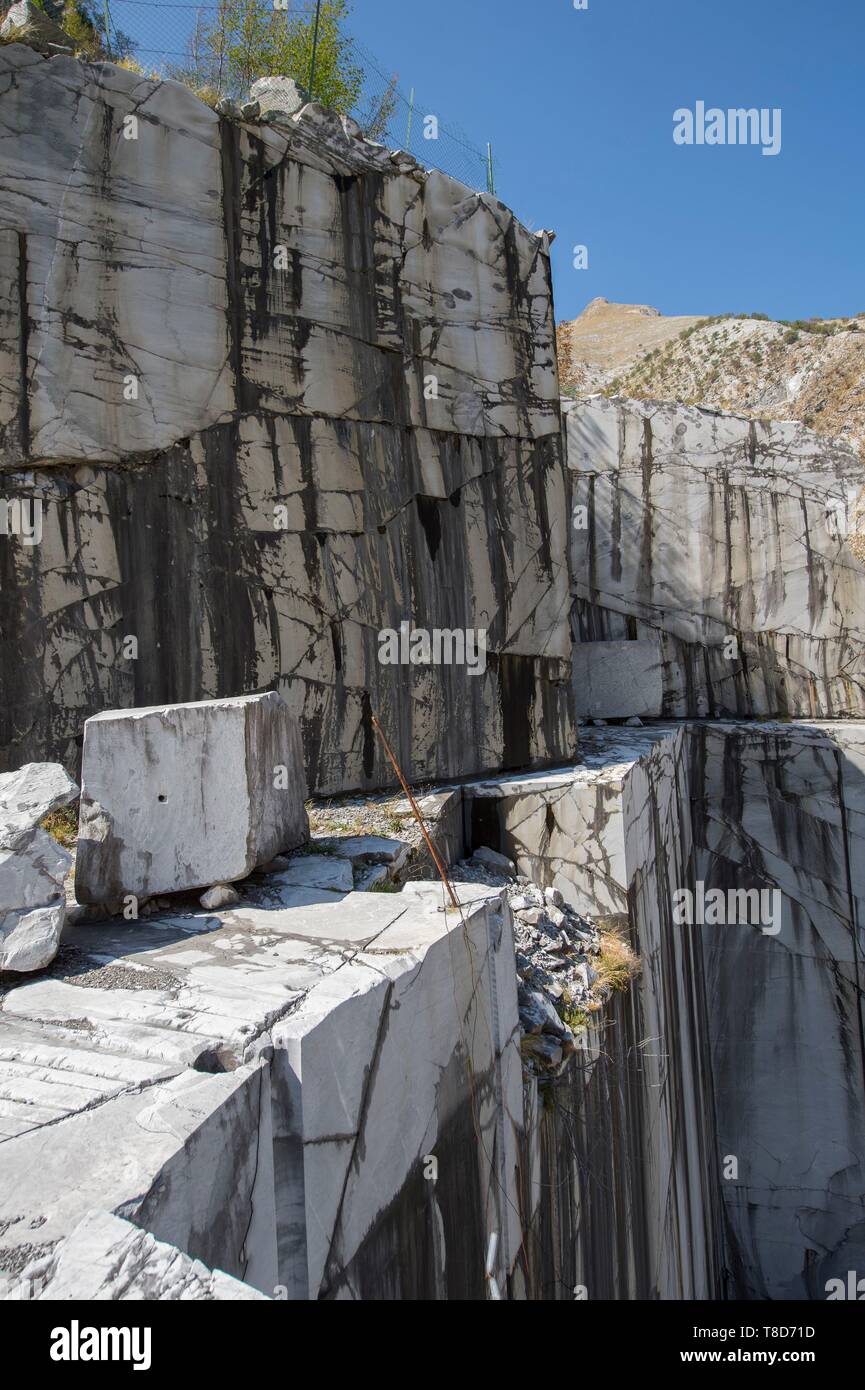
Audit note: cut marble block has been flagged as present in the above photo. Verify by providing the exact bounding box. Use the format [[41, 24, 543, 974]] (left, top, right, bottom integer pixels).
[[75, 693, 309, 904], [573, 638, 664, 718], [0, 761, 79, 971], [0, 871, 521, 1300]]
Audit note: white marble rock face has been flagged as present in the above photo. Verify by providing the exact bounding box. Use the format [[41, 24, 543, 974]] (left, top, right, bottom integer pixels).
[[0, 421, 573, 791], [565, 395, 865, 718], [572, 637, 664, 719], [0, 45, 557, 464], [0, 761, 79, 971], [75, 693, 309, 904], [0, 46, 571, 792]]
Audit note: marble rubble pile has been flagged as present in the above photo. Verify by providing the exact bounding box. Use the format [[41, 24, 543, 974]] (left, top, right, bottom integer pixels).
[[310, 834, 409, 891], [450, 851, 602, 1074], [0, 762, 78, 972]]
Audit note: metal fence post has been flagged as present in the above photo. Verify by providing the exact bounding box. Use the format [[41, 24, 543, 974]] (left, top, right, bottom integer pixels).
[[308, 0, 323, 100], [406, 87, 415, 150], [103, 0, 112, 59], [486, 143, 496, 197]]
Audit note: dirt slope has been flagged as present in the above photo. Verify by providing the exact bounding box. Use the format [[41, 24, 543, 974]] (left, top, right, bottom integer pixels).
[[557, 299, 865, 460]]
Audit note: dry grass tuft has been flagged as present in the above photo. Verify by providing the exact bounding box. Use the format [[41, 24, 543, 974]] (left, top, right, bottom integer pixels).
[[40, 803, 79, 849], [593, 917, 640, 995]]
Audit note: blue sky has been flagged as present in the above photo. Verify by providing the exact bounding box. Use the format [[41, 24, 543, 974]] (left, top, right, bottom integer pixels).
[[351, 0, 865, 323], [112, 0, 865, 324]]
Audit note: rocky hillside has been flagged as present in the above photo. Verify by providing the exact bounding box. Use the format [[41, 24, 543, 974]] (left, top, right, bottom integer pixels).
[[556, 298, 705, 394], [557, 298, 865, 461]]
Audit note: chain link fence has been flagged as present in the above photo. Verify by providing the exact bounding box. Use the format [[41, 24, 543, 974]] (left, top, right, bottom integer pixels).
[[102, 0, 496, 193]]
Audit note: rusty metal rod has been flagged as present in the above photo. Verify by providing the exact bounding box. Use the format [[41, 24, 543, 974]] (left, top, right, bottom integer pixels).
[[371, 715, 460, 911]]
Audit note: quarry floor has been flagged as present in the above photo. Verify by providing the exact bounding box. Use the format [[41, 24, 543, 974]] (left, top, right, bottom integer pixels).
[[3, 716, 863, 1297]]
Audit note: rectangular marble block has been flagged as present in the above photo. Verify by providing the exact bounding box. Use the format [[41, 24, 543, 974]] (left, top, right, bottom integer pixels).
[[75, 693, 309, 903], [573, 638, 664, 718]]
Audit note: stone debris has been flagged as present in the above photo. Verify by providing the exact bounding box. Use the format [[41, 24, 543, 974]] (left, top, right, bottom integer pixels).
[[277, 836, 412, 895], [308, 789, 462, 885], [451, 853, 603, 1076], [0, 763, 79, 973], [471, 846, 517, 877], [255, 855, 292, 874], [522, 1035, 563, 1068], [0, 763, 78, 832], [75, 694, 309, 905], [355, 864, 391, 892], [518, 987, 568, 1038], [199, 885, 241, 911]]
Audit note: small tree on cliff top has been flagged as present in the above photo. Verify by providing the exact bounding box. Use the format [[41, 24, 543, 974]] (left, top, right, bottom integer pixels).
[[172, 0, 364, 112], [271, 0, 363, 112]]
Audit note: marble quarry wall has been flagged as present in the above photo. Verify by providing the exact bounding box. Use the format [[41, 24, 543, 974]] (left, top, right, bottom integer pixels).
[[565, 395, 865, 719], [0, 44, 572, 792], [468, 722, 865, 1299], [3, 45, 864, 1307], [517, 984, 724, 1301], [680, 722, 865, 1298]]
